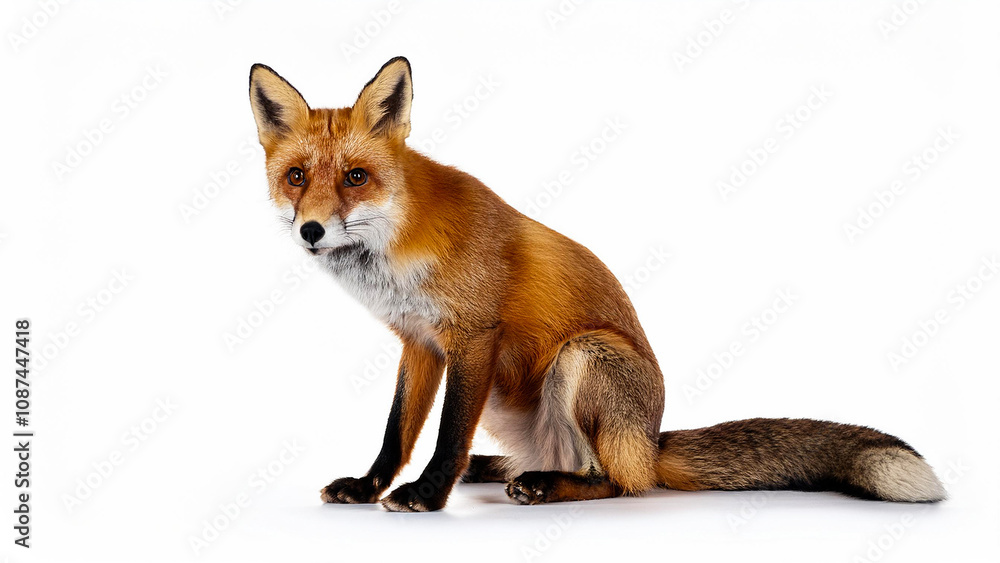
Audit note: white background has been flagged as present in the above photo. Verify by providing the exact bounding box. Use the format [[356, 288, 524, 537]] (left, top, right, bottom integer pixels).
[[2, 1, 998, 562]]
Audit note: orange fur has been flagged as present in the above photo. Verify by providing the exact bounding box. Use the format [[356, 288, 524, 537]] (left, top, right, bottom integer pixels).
[[253, 59, 945, 510], [251, 59, 660, 498]]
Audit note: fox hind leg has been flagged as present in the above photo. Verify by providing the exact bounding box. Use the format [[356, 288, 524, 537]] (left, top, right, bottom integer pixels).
[[503, 331, 663, 505], [506, 468, 622, 505], [569, 332, 662, 496], [461, 454, 512, 483]]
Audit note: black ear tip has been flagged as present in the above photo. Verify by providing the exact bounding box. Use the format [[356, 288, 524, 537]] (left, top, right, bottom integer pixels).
[[250, 63, 276, 77], [249, 63, 265, 86], [249, 64, 282, 99], [384, 56, 411, 74]]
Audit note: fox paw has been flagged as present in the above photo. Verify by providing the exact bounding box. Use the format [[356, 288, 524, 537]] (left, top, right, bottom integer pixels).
[[320, 476, 380, 504], [380, 482, 447, 512], [505, 472, 552, 505]]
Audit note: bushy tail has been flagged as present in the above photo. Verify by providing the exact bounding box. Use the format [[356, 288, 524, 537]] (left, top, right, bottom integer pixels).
[[656, 418, 946, 502]]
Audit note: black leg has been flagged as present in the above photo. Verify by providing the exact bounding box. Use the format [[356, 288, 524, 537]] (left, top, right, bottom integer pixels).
[[321, 342, 444, 504], [462, 455, 511, 483], [380, 345, 493, 512]]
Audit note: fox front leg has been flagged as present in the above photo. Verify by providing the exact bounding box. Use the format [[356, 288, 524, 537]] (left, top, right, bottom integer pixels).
[[380, 342, 493, 512], [321, 341, 444, 504]]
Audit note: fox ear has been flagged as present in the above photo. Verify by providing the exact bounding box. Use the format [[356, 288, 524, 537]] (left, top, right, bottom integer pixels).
[[353, 57, 412, 140], [249, 64, 310, 145]]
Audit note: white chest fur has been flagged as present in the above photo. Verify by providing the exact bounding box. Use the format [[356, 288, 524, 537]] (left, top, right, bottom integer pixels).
[[316, 245, 440, 338]]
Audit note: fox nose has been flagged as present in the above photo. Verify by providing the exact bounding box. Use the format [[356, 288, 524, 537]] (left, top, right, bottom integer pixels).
[[300, 221, 325, 246]]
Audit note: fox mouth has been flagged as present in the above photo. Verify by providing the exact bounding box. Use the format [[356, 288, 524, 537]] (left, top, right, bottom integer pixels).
[[306, 242, 363, 256]]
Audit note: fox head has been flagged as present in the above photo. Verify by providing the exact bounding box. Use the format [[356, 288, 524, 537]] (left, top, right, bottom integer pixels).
[[249, 57, 413, 255]]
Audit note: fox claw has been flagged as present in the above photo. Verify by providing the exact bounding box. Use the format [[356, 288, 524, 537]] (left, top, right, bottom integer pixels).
[[320, 476, 380, 504]]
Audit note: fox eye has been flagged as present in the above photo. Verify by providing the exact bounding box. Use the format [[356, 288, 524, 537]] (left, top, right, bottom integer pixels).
[[287, 167, 305, 186], [345, 168, 367, 187]]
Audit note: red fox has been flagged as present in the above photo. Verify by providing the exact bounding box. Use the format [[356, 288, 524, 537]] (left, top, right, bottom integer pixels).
[[248, 57, 946, 512]]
